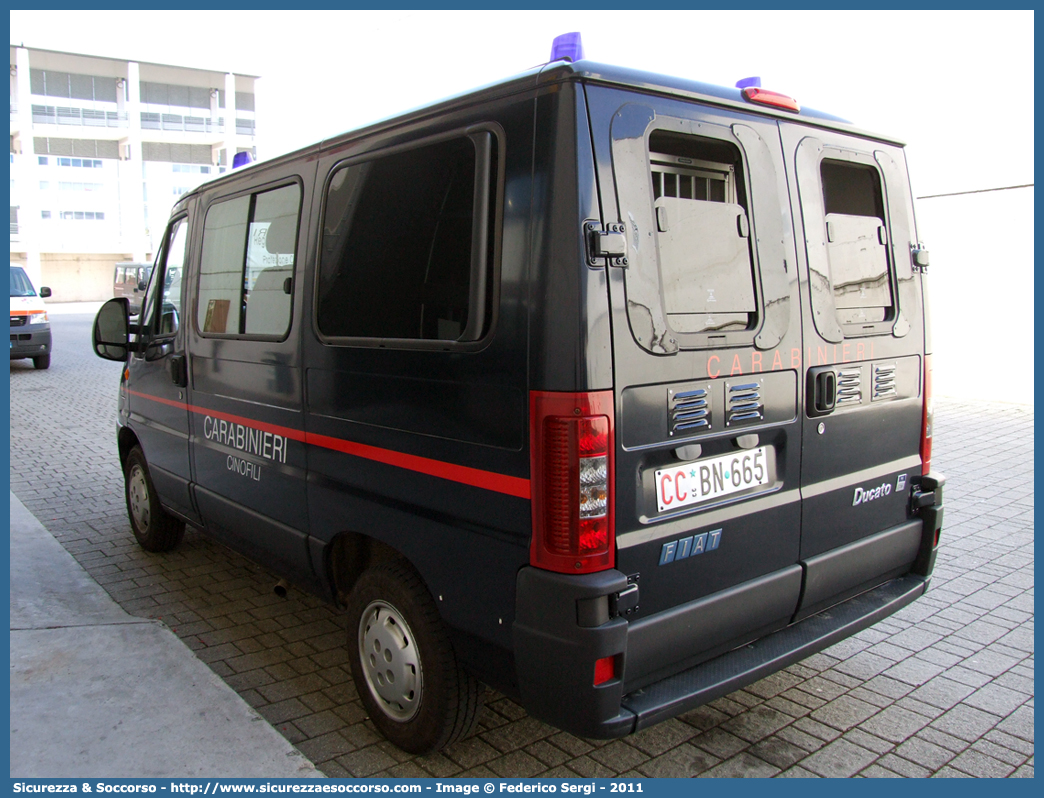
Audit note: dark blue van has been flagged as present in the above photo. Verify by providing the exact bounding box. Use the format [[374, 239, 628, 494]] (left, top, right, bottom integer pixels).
[[93, 40, 944, 754]]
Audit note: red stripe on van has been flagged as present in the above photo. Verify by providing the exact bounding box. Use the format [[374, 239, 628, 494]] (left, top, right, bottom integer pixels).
[[304, 430, 531, 499], [127, 389, 530, 499]]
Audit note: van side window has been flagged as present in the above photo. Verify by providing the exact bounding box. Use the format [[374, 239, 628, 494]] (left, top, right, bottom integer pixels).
[[317, 134, 493, 343], [142, 218, 187, 336], [196, 183, 301, 338], [820, 160, 893, 325], [648, 131, 757, 334]]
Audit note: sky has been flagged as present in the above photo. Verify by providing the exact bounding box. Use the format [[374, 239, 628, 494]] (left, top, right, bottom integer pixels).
[[9, 9, 1035, 198]]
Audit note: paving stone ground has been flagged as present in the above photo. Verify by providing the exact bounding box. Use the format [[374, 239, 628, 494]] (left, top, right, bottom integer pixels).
[[9, 312, 1033, 778]]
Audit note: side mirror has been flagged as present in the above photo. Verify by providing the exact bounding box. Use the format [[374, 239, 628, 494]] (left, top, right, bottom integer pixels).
[[138, 280, 148, 291], [93, 297, 131, 361], [39, 286, 52, 298]]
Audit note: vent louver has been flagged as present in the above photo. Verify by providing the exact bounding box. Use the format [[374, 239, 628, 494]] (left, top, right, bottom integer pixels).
[[836, 368, 862, 405], [669, 388, 710, 435], [727, 382, 763, 425], [10, 315, 27, 327], [873, 363, 897, 401]]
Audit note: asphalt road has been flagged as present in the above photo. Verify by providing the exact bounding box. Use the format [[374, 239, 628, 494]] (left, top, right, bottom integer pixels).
[[9, 311, 1034, 778]]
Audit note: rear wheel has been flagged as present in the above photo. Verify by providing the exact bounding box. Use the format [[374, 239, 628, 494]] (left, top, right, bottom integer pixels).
[[124, 446, 184, 552], [32, 354, 50, 369], [346, 560, 482, 753]]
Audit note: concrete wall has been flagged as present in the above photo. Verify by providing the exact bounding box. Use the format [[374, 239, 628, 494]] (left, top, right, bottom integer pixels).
[[914, 186, 1034, 405], [39, 254, 133, 303]]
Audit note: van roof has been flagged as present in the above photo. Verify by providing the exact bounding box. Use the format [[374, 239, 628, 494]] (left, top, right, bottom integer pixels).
[[179, 58, 902, 206]]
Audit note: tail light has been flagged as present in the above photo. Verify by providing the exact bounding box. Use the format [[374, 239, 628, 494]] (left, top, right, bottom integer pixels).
[[921, 355, 933, 475], [529, 390, 615, 574]]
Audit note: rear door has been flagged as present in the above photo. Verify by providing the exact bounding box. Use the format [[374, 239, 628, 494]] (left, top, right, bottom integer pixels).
[[585, 86, 805, 687], [780, 122, 926, 617]]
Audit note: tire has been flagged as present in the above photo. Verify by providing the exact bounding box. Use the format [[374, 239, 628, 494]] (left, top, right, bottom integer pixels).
[[33, 354, 50, 369], [124, 446, 184, 552], [346, 560, 482, 754]]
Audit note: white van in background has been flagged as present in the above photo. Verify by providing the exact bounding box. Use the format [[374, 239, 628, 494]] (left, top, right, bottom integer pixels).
[[10, 263, 52, 370]]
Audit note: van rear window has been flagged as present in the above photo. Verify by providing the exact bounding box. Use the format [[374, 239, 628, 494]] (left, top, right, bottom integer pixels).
[[649, 132, 757, 334], [820, 160, 893, 324], [317, 134, 494, 344]]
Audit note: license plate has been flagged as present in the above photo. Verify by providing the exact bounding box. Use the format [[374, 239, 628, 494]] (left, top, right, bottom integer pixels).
[[656, 446, 769, 513]]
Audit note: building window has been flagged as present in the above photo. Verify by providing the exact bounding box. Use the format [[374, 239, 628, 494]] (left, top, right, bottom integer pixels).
[[58, 182, 103, 192], [30, 69, 118, 103], [38, 156, 48, 166], [139, 81, 214, 110], [59, 211, 105, 220], [56, 157, 103, 169], [142, 142, 212, 165], [41, 210, 51, 219], [39, 181, 50, 191]]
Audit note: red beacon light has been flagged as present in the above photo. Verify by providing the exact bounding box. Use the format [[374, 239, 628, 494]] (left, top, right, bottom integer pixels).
[[736, 76, 800, 113]]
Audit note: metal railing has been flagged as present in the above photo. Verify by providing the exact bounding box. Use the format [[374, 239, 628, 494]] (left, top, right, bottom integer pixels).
[[32, 105, 127, 128], [140, 112, 221, 134], [26, 104, 255, 138]]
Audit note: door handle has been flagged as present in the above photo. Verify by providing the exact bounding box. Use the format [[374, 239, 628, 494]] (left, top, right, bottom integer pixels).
[[806, 366, 836, 417], [169, 354, 188, 388]]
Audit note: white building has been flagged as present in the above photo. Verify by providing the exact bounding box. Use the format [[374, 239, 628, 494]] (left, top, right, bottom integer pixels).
[[10, 45, 257, 300]]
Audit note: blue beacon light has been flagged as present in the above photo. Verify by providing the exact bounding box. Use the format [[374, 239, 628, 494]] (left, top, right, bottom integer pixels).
[[232, 151, 254, 169], [735, 76, 762, 89], [550, 32, 585, 63]]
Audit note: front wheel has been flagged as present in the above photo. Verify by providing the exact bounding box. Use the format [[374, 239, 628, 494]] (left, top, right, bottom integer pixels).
[[346, 560, 482, 754], [32, 354, 50, 369], [124, 446, 184, 552]]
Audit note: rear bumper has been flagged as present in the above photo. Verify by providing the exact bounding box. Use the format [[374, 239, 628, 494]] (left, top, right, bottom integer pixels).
[[621, 573, 926, 732], [10, 326, 52, 358], [512, 472, 945, 738], [515, 568, 927, 738]]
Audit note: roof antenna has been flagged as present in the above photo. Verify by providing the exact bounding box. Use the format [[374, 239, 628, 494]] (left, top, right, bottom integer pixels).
[[550, 32, 584, 63]]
